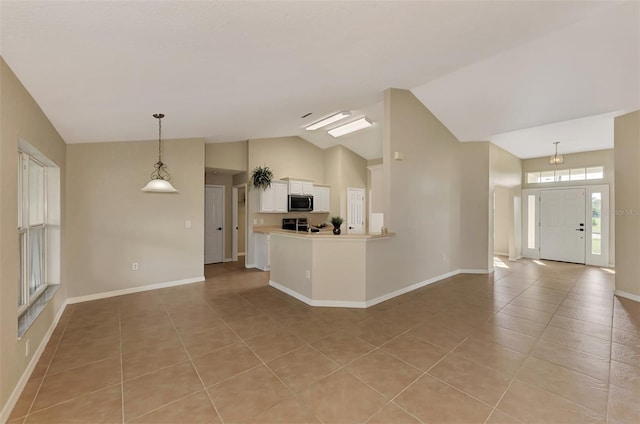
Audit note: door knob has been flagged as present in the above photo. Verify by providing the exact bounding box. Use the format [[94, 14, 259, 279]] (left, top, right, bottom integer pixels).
[[576, 228, 584, 231], [217, 227, 222, 230]]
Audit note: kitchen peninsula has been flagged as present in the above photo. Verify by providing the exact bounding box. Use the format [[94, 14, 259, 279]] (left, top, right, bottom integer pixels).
[[254, 227, 394, 308]]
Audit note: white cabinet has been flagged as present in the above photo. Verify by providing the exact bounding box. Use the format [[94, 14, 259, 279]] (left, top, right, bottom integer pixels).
[[255, 233, 270, 271], [259, 180, 288, 213], [312, 186, 330, 213], [287, 180, 313, 195]]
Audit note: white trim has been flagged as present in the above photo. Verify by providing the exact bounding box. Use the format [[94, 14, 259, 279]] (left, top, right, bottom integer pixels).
[[269, 281, 366, 308], [270, 269, 465, 309], [238, 252, 246, 257], [66, 276, 204, 304], [365, 269, 461, 307], [614, 290, 640, 303], [493, 252, 509, 257], [0, 301, 67, 424], [245, 263, 256, 269], [223, 258, 233, 263], [459, 269, 492, 274]]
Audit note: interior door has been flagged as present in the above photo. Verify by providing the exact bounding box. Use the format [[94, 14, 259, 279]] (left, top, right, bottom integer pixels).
[[205, 185, 224, 264], [539, 188, 586, 264], [347, 188, 365, 234]]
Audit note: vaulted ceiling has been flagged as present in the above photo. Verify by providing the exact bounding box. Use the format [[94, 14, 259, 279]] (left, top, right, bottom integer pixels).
[[1, 1, 638, 160]]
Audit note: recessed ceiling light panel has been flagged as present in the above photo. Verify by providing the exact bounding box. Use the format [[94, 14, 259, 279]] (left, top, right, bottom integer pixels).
[[305, 111, 351, 130], [328, 117, 372, 138]]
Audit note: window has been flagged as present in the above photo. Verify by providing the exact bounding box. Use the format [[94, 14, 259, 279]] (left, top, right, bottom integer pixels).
[[527, 195, 536, 249], [18, 151, 48, 313], [526, 166, 604, 184], [587, 166, 604, 180], [591, 192, 602, 255]]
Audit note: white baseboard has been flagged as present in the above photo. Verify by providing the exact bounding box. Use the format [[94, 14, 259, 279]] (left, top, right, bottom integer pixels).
[[270, 269, 463, 309], [494, 252, 509, 257], [614, 290, 640, 302], [459, 269, 491, 274], [269, 281, 366, 308], [223, 258, 233, 263], [245, 263, 256, 269], [0, 301, 68, 424], [365, 269, 460, 307], [66, 276, 205, 304]]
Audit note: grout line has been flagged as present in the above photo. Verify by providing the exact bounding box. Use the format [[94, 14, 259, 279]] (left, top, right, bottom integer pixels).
[[19, 305, 75, 423], [160, 298, 226, 424]]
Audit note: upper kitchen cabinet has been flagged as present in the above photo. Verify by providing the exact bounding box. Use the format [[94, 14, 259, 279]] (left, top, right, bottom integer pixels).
[[312, 185, 330, 213], [259, 180, 288, 213], [283, 178, 314, 195]]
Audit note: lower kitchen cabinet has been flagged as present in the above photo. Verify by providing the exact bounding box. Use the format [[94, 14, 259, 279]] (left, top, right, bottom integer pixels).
[[255, 233, 270, 271]]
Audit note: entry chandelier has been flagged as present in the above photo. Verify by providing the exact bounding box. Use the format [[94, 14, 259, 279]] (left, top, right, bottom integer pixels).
[[141, 113, 178, 193], [549, 141, 564, 165]]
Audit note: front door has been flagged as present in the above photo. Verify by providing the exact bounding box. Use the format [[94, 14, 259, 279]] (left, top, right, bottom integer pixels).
[[347, 187, 365, 234], [205, 185, 224, 264], [540, 188, 586, 264]]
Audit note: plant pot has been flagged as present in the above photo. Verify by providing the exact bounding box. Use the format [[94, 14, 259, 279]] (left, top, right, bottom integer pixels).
[[333, 227, 341, 235]]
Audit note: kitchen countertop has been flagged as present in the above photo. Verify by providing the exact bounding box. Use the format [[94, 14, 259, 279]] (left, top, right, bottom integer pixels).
[[253, 225, 394, 239]]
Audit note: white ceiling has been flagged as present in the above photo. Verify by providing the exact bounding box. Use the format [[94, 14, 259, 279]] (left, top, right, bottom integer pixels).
[[1, 1, 638, 160]]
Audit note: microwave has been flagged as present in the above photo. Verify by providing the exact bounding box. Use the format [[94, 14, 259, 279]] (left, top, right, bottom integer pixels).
[[288, 195, 313, 212]]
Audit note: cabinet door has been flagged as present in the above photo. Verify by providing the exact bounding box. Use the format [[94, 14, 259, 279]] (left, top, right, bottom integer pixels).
[[302, 181, 314, 195], [312, 186, 330, 212], [289, 180, 303, 195], [274, 182, 289, 212], [259, 185, 275, 212]]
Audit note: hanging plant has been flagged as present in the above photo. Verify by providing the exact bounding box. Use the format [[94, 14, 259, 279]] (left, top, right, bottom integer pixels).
[[250, 165, 274, 191]]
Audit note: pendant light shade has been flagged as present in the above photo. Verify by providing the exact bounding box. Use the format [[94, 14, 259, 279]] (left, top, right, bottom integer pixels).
[[141, 113, 178, 193], [549, 141, 564, 165]]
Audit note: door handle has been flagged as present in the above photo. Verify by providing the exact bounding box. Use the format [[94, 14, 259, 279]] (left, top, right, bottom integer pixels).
[[349, 226, 354, 229], [576, 229, 584, 231], [217, 227, 222, 230]]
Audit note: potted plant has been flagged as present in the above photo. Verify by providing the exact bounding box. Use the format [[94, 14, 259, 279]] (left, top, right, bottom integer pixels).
[[331, 216, 343, 235], [250, 165, 273, 191]]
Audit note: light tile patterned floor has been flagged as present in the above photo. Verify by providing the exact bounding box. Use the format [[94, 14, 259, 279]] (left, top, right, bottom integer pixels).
[[8, 257, 640, 423]]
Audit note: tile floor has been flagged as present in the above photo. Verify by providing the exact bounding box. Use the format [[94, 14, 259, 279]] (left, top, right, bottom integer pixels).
[[8, 257, 640, 423]]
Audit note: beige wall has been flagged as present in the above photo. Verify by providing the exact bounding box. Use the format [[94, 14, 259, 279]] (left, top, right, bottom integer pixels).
[[368, 88, 462, 299], [494, 187, 510, 255], [459, 142, 491, 270], [0, 59, 68, 414], [323, 145, 368, 220], [490, 144, 523, 263], [205, 172, 234, 260], [66, 138, 205, 297], [205, 141, 247, 172], [614, 110, 640, 298]]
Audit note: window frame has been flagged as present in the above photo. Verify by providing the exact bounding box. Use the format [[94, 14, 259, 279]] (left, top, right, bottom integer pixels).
[[18, 151, 49, 316], [526, 166, 604, 184]]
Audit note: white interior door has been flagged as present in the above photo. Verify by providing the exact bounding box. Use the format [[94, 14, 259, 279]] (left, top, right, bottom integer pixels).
[[347, 188, 365, 234], [205, 185, 224, 264], [540, 188, 586, 264]]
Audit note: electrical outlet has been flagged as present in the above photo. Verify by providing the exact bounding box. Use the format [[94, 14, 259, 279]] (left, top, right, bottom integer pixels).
[[185, 220, 191, 229], [131, 262, 139, 271], [305, 270, 311, 279], [25, 339, 30, 356]]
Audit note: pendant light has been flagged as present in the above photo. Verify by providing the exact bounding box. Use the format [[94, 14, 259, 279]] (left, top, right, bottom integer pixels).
[[141, 113, 178, 193], [549, 141, 564, 165]]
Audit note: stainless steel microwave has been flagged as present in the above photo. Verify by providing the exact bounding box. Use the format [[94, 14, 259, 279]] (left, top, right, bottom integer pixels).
[[288, 195, 313, 212]]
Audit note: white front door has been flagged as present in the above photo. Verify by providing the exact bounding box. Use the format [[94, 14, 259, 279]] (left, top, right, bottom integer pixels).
[[205, 185, 224, 264], [347, 188, 365, 234], [540, 188, 586, 264]]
